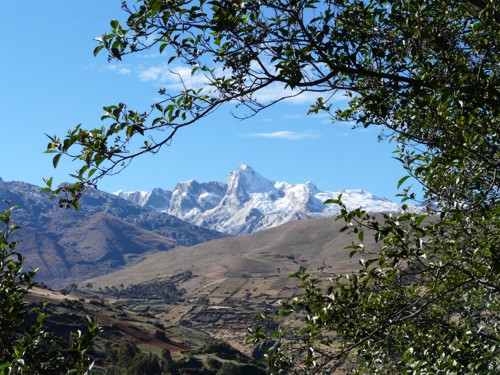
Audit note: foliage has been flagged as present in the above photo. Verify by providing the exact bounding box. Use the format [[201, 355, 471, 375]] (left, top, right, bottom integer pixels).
[[216, 362, 266, 375], [115, 342, 140, 368], [102, 275, 188, 302], [249, 201, 499, 373], [42, 0, 495, 208], [0, 204, 101, 374], [44, 0, 499, 373], [128, 352, 163, 375], [161, 348, 173, 372], [104, 341, 262, 374], [105, 342, 164, 375]]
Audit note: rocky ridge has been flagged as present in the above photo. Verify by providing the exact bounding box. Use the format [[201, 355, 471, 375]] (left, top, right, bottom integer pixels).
[[115, 165, 405, 235]]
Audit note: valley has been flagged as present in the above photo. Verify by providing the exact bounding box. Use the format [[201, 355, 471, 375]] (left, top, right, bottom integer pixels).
[[1, 170, 390, 372], [75, 217, 372, 355]]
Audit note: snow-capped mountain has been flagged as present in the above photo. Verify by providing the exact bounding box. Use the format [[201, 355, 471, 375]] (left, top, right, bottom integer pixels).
[[114, 165, 404, 235]]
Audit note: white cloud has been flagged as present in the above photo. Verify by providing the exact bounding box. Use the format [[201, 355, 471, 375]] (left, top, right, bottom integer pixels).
[[138, 65, 164, 81], [249, 85, 319, 104], [244, 130, 320, 141], [105, 64, 132, 75], [336, 131, 350, 137], [136, 52, 163, 60], [138, 64, 209, 91], [260, 118, 275, 123], [136, 63, 314, 104], [118, 67, 132, 75], [97, 51, 353, 114], [244, 60, 351, 105]]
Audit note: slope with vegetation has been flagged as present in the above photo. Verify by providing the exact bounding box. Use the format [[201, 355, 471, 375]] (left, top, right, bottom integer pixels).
[[0, 205, 101, 373], [27, 285, 264, 375], [1, 196, 265, 373]]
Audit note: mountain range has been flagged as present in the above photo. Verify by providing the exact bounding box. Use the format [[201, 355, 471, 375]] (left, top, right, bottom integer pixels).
[[0, 166, 407, 287], [115, 164, 404, 235], [0, 178, 226, 287]]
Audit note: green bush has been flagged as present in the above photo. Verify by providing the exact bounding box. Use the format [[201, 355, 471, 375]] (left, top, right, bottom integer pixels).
[[0, 204, 100, 374]]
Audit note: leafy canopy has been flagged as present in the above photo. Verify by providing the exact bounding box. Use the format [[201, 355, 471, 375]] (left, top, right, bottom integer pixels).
[[46, 0, 497, 207], [45, 0, 499, 373]]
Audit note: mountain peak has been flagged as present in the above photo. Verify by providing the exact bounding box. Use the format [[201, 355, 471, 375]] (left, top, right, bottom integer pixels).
[[237, 163, 252, 172], [227, 164, 275, 195]]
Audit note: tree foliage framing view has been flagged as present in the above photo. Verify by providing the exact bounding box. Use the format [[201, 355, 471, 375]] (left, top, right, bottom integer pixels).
[[45, 0, 499, 373]]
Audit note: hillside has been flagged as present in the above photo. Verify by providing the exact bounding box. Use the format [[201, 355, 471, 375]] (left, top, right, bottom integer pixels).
[[79, 217, 372, 353], [27, 287, 262, 373], [83, 217, 367, 288]]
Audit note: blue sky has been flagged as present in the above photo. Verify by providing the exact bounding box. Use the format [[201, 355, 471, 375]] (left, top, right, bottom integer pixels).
[[0, 1, 409, 200]]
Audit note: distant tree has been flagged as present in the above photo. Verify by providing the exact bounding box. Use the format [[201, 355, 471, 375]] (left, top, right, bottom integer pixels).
[[0, 204, 101, 374], [161, 348, 173, 372], [45, 0, 499, 373], [216, 362, 241, 375], [116, 341, 140, 368], [129, 352, 163, 375], [104, 366, 123, 375], [216, 362, 266, 375], [103, 341, 118, 363], [205, 355, 222, 371]]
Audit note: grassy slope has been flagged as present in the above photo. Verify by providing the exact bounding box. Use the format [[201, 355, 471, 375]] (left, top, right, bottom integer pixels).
[[83, 217, 368, 289], [79, 217, 373, 355]]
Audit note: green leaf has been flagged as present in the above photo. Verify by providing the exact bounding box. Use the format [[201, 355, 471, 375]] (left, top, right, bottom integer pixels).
[[397, 175, 411, 189], [87, 168, 97, 178], [358, 231, 364, 243], [52, 154, 62, 169], [93, 45, 105, 56], [43, 177, 53, 188], [159, 43, 169, 54]]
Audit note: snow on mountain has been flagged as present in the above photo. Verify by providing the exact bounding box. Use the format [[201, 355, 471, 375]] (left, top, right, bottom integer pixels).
[[168, 179, 226, 220], [114, 190, 150, 206], [114, 188, 173, 211], [114, 164, 404, 235]]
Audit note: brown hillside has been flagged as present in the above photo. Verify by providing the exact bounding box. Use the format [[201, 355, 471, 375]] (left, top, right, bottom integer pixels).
[[19, 213, 176, 287], [80, 217, 375, 354], [84, 217, 369, 290]]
